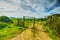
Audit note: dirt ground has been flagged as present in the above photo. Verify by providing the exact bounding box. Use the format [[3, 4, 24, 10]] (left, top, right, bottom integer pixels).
[[10, 24, 52, 40]]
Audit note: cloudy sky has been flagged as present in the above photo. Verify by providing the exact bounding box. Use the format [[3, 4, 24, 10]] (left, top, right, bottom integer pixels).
[[0, 0, 60, 18]]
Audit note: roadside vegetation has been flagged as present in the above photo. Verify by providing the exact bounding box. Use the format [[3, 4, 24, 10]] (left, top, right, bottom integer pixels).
[[0, 16, 32, 40], [0, 14, 60, 40], [40, 14, 60, 40]]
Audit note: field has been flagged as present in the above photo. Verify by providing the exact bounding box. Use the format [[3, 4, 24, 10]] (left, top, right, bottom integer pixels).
[[0, 14, 60, 40], [0, 16, 36, 40]]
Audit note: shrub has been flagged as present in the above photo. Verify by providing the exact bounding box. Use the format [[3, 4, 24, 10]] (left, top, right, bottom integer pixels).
[[0, 22, 8, 30], [0, 16, 11, 23]]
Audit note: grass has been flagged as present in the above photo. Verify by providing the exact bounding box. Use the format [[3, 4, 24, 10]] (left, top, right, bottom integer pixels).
[[0, 20, 34, 40], [0, 23, 27, 40], [0, 16, 41, 40], [41, 21, 60, 40]]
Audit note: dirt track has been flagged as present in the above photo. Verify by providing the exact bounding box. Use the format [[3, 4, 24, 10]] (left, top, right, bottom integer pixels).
[[10, 24, 52, 40]]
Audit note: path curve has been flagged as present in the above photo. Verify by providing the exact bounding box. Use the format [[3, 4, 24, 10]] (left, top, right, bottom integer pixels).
[[10, 24, 52, 40]]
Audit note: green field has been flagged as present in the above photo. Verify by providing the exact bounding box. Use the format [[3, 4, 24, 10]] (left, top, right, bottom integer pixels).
[[0, 16, 36, 40], [0, 14, 60, 40]]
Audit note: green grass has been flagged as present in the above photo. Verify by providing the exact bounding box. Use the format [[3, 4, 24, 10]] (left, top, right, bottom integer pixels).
[[40, 21, 60, 40], [0, 23, 27, 40], [0, 16, 37, 40], [0, 20, 33, 40]]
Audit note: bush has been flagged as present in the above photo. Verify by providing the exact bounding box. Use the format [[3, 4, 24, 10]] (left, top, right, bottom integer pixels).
[[43, 14, 60, 40], [0, 22, 8, 30], [0, 16, 11, 23]]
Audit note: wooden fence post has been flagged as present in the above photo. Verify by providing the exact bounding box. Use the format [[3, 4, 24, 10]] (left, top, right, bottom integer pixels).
[[33, 17, 35, 27], [23, 16, 25, 27]]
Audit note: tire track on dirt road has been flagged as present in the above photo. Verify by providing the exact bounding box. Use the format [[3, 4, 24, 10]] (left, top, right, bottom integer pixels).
[[10, 24, 52, 40]]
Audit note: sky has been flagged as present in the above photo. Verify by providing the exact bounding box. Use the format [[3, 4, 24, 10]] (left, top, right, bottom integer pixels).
[[0, 0, 60, 18]]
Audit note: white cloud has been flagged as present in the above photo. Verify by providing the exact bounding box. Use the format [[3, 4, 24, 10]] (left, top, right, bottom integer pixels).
[[10, 0, 21, 4], [0, 1, 18, 11], [0, 0, 60, 18]]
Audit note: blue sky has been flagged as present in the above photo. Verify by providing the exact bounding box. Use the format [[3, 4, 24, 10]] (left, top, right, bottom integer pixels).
[[0, 0, 60, 18]]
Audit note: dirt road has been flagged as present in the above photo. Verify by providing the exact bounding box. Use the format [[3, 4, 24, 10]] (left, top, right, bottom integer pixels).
[[10, 24, 52, 40]]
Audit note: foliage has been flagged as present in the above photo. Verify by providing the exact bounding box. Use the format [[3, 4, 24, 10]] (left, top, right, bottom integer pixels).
[[0, 16, 33, 40], [0, 16, 11, 23], [43, 14, 60, 40], [15, 18, 23, 26], [0, 22, 8, 30]]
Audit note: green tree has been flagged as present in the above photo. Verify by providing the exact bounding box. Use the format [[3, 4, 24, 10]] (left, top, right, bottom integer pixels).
[[0, 16, 11, 23]]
